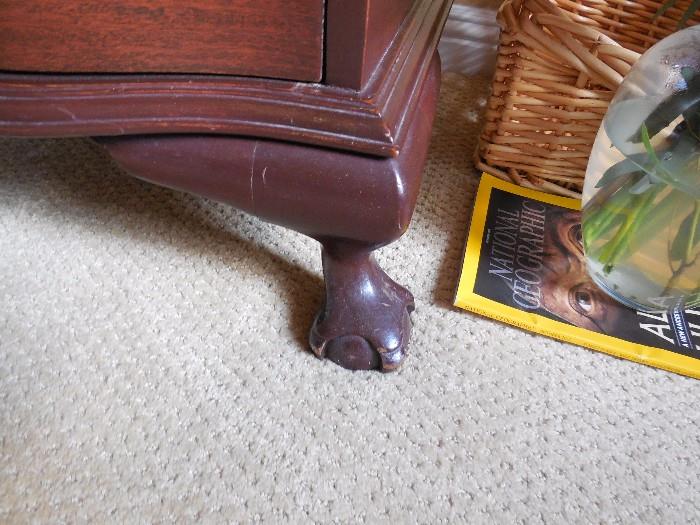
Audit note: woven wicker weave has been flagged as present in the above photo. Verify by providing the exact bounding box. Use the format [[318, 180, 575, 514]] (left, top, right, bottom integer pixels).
[[477, 0, 700, 198]]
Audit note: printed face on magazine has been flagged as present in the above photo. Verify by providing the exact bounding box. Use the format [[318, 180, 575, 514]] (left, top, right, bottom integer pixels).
[[541, 209, 624, 333]]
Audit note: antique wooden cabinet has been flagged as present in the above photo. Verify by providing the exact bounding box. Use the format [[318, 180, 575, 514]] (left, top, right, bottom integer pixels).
[[0, 0, 453, 371]]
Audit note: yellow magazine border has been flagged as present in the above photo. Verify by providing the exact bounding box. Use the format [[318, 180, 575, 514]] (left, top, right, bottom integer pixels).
[[455, 173, 699, 379]]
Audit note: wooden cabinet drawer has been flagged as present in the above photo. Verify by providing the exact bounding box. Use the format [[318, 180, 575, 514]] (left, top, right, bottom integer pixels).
[[0, 0, 324, 81]]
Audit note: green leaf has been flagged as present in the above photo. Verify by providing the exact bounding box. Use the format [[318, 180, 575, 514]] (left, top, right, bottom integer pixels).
[[628, 174, 657, 194], [652, 122, 700, 197], [670, 205, 700, 261], [629, 86, 700, 143], [641, 123, 660, 164], [594, 154, 648, 188]]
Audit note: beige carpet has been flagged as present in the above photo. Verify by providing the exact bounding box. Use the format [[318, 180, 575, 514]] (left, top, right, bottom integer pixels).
[[1, 72, 698, 523]]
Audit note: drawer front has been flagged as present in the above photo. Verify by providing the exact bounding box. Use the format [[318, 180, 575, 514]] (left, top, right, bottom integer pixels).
[[0, 0, 324, 81]]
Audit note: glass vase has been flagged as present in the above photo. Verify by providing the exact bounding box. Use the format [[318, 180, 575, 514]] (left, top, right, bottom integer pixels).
[[582, 26, 700, 311]]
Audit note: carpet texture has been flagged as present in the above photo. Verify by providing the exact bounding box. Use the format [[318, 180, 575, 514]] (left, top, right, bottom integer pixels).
[[1, 72, 698, 523]]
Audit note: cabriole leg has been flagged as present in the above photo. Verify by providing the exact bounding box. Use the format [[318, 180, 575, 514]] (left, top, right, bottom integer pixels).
[[310, 239, 415, 371]]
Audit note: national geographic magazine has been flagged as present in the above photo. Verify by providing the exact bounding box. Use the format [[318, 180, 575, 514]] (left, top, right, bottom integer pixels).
[[455, 173, 700, 379]]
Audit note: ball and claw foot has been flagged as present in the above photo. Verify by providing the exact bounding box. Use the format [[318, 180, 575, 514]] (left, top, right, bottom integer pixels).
[[309, 241, 415, 372]]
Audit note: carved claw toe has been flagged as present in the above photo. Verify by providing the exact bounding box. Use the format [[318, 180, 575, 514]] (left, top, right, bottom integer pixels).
[[322, 335, 382, 371], [309, 292, 414, 372], [309, 240, 416, 372]]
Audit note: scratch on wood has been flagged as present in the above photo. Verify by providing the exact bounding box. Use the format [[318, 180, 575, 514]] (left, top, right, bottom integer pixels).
[[55, 106, 78, 120], [250, 140, 259, 211]]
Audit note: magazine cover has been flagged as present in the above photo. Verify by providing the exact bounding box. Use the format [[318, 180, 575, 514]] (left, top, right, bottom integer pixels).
[[455, 173, 700, 379]]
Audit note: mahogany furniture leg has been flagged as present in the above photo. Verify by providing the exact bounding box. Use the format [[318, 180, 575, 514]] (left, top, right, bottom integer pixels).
[[95, 54, 439, 371], [0, 0, 451, 371], [310, 239, 415, 371]]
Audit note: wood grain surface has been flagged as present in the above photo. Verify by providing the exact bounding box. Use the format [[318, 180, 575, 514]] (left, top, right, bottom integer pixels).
[[0, 0, 453, 157], [0, 0, 324, 81]]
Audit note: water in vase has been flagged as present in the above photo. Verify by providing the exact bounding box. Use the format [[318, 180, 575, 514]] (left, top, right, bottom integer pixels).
[[582, 26, 700, 311]]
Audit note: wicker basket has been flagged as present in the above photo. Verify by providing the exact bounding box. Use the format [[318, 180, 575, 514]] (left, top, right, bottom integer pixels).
[[477, 0, 700, 198]]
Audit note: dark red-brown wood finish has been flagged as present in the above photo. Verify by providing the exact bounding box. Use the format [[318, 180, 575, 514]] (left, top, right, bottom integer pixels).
[[0, 0, 453, 371], [97, 55, 440, 371], [0, 0, 325, 81], [0, 0, 451, 157], [326, 0, 416, 89]]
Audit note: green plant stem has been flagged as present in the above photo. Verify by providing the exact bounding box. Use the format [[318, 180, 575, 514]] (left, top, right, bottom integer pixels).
[[685, 202, 700, 262], [584, 175, 645, 246], [586, 199, 628, 240], [599, 189, 659, 273]]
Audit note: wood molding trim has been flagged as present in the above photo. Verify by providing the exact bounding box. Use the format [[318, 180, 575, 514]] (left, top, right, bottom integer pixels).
[[0, 0, 452, 157]]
